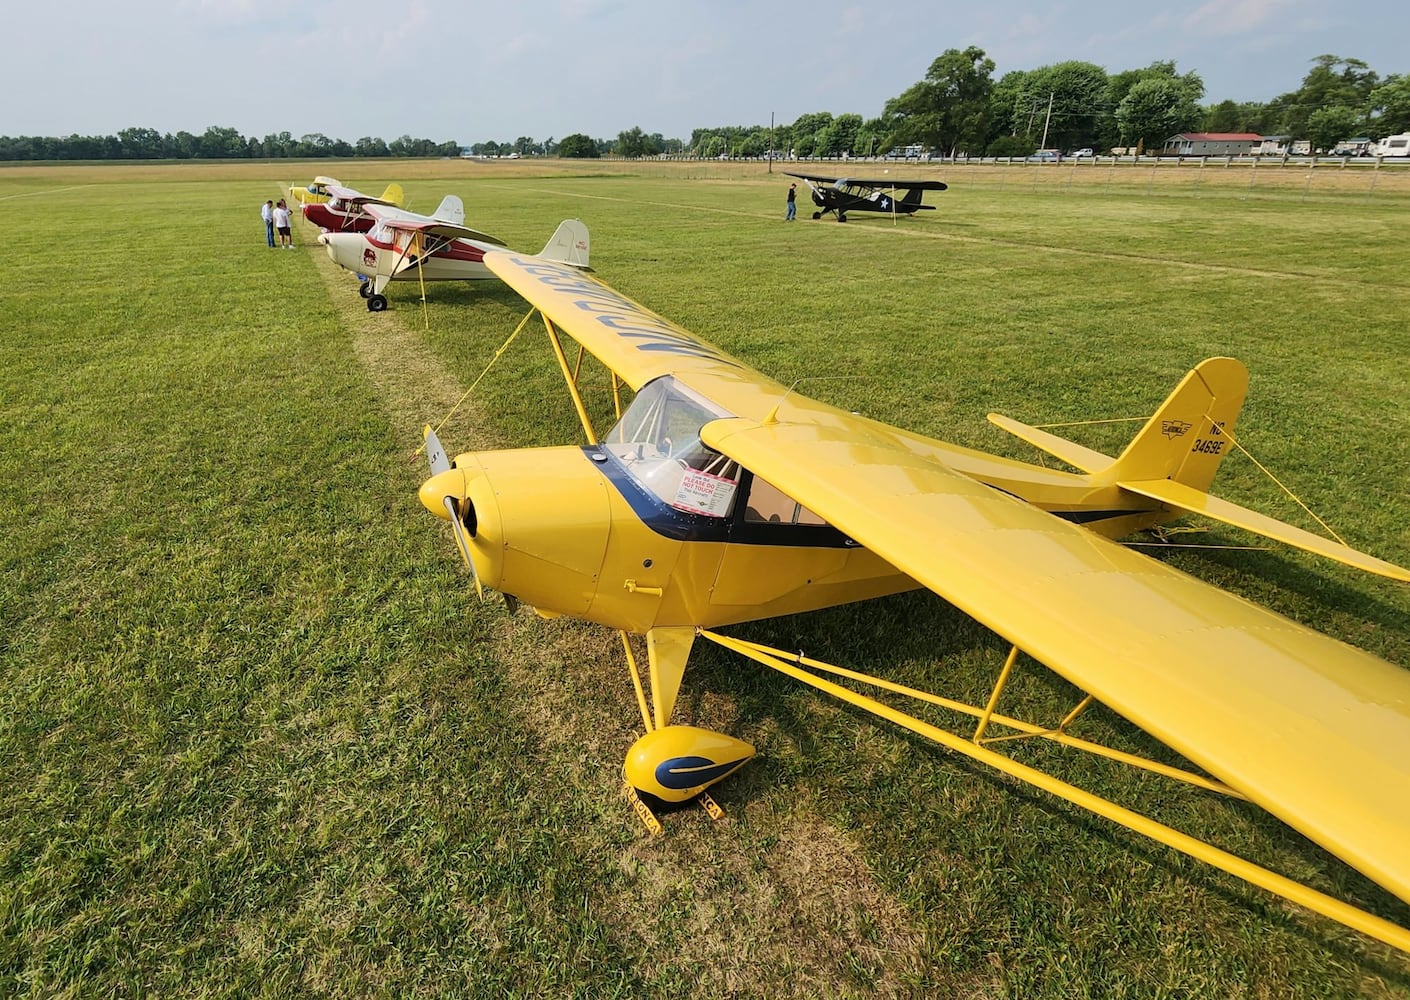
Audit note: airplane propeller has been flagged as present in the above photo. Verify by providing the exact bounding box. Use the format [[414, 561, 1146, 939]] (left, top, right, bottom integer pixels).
[[442, 494, 484, 600], [423, 427, 483, 599]]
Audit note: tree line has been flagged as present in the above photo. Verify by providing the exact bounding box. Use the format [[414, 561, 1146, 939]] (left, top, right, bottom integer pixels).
[[0, 126, 461, 162], [5, 51, 1407, 163], [675, 51, 1410, 160]]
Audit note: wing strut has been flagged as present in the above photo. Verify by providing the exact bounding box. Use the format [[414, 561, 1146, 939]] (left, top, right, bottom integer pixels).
[[698, 629, 1410, 955], [543, 314, 599, 444]]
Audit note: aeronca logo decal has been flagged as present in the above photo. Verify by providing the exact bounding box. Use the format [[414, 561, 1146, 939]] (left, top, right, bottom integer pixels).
[[505, 256, 739, 367]]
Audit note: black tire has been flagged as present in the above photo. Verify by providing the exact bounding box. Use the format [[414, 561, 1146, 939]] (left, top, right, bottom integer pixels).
[[837, 213, 847, 222], [812, 211, 821, 220], [358, 282, 372, 299], [367, 294, 388, 312]]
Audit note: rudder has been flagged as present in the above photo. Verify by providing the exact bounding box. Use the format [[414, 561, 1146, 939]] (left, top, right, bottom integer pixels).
[[432, 195, 465, 226], [1099, 357, 1248, 491]]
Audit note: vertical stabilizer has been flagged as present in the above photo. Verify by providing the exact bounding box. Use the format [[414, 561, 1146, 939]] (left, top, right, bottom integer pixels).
[[379, 182, 406, 207], [432, 195, 465, 226], [1100, 357, 1248, 490], [537, 219, 590, 268]]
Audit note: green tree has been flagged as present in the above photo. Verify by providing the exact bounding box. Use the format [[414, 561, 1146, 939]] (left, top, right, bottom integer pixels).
[[1102, 62, 1203, 150], [789, 111, 834, 157], [986, 134, 1035, 157], [1205, 99, 1242, 132], [984, 69, 1031, 147], [355, 136, 390, 157], [558, 133, 598, 158], [1017, 61, 1110, 151], [615, 126, 661, 158], [1367, 75, 1410, 135], [1116, 77, 1203, 149], [882, 46, 995, 156], [117, 127, 162, 159], [815, 113, 862, 157], [1306, 106, 1359, 152], [199, 125, 248, 158], [1270, 55, 1379, 139]]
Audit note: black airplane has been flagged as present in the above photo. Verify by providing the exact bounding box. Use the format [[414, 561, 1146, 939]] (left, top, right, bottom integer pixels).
[[785, 171, 948, 222]]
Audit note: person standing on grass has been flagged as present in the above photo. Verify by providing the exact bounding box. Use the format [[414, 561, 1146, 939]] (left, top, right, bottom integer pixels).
[[785, 182, 797, 221], [273, 199, 293, 249], [261, 199, 275, 247]]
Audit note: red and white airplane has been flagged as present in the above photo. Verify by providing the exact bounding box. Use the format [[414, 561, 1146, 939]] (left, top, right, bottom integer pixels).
[[318, 198, 589, 312], [301, 182, 409, 234]]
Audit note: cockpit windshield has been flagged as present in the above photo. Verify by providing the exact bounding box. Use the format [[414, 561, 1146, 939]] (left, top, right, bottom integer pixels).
[[604, 377, 739, 517], [368, 219, 391, 243]]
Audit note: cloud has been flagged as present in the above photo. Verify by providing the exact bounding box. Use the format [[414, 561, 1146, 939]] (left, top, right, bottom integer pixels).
[[1185, 0, 1293, 37]]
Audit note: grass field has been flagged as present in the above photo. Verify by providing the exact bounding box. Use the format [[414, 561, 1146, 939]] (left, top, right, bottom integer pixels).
[[3, 157, 1410, 998]]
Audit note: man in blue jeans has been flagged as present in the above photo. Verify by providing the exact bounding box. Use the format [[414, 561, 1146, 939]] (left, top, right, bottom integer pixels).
[[261, 200, 275, 247], [785, 183, 797, 221]]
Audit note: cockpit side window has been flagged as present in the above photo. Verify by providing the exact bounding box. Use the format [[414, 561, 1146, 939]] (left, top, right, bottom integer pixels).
[[741, 474, 826, 526]]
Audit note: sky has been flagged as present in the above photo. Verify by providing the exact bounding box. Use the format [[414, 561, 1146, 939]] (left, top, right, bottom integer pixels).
[[3, 0, 1405, 144]]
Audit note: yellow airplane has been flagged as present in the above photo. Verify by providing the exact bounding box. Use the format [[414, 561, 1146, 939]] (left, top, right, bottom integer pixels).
[[416, 252, 1410, 953], [288, 176, 405, 208]]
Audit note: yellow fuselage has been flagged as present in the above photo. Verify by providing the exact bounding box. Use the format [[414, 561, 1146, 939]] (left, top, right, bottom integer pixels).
[[420, 434, 1169, 634]]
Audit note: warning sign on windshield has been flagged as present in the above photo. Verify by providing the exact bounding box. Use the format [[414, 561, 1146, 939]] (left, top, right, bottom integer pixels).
[[672, 468, 737, 518]]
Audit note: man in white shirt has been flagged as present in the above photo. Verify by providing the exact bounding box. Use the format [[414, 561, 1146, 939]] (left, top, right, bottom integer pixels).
[[261, 200, 275, 247], [272, 200, 293, 249]]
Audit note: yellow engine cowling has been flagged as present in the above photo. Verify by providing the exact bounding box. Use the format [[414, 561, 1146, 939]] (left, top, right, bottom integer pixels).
[[624, 725, 755, 804], [420, 447, 614, 616]]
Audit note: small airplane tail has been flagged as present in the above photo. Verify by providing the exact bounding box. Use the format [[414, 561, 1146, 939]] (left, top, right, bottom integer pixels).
[[989, 357, 1249, 488], [900, 187, 927, 207], [989, 358, 1410, 581], [379, 182, 405, 207], [432, 195, 465, 226], [537, 219, 590, 269]]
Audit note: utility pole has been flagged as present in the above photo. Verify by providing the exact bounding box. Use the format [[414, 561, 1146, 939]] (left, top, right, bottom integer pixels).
[[1039, 92, 1054, 150], [769, 111, 774, 173]]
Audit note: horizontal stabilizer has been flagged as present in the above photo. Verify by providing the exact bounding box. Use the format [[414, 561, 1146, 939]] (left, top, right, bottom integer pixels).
[[987, 412, 1113, 474], [1120, 477, 1410, 582]]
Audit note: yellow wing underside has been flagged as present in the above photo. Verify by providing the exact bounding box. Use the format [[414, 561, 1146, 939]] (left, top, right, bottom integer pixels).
[[703, 414, 1410, 904]]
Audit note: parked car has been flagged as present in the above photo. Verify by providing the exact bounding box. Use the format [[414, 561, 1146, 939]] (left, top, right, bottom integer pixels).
[[1070, 148, 1094, 158], [1027, 149, 1061, 162]]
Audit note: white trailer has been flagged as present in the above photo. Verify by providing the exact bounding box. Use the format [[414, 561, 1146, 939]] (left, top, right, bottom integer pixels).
[[1375, 133, 1410, 157]]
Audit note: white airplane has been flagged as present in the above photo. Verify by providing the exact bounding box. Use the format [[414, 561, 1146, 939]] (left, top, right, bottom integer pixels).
[[317, 197, 589, 311]]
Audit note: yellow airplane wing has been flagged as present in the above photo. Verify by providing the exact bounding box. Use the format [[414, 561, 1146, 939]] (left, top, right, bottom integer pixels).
[[483, 252, 769, 392], [701, 409, 1410, 905]]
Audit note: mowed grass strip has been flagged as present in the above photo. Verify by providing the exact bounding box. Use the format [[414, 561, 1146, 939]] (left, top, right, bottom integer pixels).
[[2, 160, 1409, 998]]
